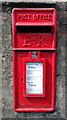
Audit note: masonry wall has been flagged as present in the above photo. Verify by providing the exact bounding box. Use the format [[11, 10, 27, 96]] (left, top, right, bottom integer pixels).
[[1, 2, 67, 120]]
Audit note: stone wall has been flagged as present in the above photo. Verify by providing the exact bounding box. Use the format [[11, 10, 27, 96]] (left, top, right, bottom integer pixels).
[[1, 2, 67, 120]]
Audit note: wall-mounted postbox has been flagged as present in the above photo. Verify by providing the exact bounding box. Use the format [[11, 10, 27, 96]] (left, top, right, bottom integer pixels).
[[12, 8, 56, 111]]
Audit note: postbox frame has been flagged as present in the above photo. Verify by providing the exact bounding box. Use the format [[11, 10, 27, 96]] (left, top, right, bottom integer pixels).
[[12, 8, 56, 111]]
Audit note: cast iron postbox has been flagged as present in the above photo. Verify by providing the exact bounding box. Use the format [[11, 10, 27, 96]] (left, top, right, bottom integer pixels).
[[12, 8, 56, 111]]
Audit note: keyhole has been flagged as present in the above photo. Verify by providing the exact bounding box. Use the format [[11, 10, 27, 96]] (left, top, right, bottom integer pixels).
[[32, 51, 37, 58]]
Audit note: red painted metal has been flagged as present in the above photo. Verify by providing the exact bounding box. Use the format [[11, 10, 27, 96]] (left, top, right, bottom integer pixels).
[[12, 8, 56, 111]]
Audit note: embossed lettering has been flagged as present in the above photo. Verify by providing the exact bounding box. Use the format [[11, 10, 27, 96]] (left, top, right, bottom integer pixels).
[[17, 14, 31, 20], [31, 35, 37, 45], [23, 36, 31, 46], [37, 35, 44, 46], [33, 14, 52, 20], [23, 34, 48, 47], [17, 13, 52, 21]]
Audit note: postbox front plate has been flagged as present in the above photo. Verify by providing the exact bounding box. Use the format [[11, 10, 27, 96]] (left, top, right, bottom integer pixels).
[[13, 51, 56, 111], [12, 8, 56, 50]]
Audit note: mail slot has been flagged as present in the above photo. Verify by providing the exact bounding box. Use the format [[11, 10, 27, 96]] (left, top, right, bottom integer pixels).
[[12, 8, 56, 111]]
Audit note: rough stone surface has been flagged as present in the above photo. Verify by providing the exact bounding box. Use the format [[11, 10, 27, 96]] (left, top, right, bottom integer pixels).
[[1, 2, 66, 120], [0, 0, 67, 3], [0, 2, 2, 120]]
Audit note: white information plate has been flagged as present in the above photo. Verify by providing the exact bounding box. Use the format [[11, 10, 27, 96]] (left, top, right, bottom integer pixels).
[[26, 62, 43, 94]]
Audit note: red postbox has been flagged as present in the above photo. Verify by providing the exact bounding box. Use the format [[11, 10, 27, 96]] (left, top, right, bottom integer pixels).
[[12, 8, 56, 111]]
